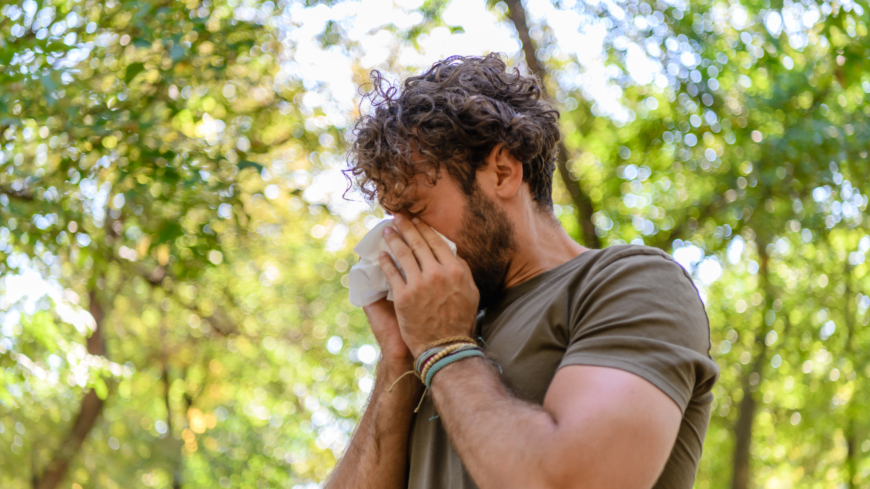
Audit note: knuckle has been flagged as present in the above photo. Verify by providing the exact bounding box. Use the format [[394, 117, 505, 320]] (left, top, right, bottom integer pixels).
[[409, 238, 426, 250], [395, 246, 412, 258], [399, 285, 414, 298]]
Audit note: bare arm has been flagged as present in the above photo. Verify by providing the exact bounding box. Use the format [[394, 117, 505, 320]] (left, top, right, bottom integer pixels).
[[324, 300, 423, 489], [429, 360, 682, 489], [324, 359, 421, 489]]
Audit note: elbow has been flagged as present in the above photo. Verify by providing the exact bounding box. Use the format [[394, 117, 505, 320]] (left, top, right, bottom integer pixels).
[[528, 425, 587, 489]]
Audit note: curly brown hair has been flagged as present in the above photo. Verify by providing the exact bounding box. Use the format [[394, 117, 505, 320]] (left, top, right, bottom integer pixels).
[[344, 53, 561, 213]]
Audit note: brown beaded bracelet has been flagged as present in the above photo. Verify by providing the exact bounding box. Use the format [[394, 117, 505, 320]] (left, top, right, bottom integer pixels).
[[420, 343, 468, 381], [419, 336, 477, 353]]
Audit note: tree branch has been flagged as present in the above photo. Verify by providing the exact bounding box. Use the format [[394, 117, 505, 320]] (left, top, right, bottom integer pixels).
[[125, 260, 237, 337], [0, 186, 36, 202], [34, 290, 106, 489], [650, 198, 720, 249], [504, 0, 601, 248]]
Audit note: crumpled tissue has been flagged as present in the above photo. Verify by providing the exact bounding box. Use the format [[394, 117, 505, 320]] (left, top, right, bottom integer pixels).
[[348, 218, 457, 307]]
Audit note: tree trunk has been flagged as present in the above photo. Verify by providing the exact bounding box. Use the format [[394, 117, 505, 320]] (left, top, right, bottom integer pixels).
[[731, 374, 756, 489], [842, 264, 858, 489], [846, 420, 857, 489], [731, 237, 774, 489], [503, 0, 600, 248], [163, 364, 183, 489], [731, 332, 766, 489], [34, 290, 106, 489]]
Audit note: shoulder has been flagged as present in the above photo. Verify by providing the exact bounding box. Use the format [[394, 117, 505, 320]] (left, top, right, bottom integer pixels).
[[568, 245, 712, 351], [543, 244, 701, 311], [576, 245, 697, 295], [561, 245, 719, 405], [584, 244, 684, 272]]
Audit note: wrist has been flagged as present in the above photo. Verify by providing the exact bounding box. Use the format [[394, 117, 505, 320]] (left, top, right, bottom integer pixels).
[[376, 357, 418, 392], [378, 356, 414, 377], [374, 361, 424, 406], [428, 353, 488, 389], [376, 345, 414, 368]]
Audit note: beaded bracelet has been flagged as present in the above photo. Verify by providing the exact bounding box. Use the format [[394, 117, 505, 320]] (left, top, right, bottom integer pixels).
[[414, 339, 478, 377], [420, 343, 481, 380], [424, 348, 486, 388], [422, 343, 479, 377], [386, 344, 491, 414], [419, 343, 467, 381]]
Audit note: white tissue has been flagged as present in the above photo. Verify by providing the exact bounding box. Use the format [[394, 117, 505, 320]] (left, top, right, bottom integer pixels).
[[348, 218, 458, 307]]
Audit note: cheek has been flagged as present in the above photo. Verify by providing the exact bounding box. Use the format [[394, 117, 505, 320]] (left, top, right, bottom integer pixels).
[[424, 206, 464, 245]]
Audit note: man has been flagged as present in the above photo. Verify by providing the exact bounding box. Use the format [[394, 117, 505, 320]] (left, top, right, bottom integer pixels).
[[327, 54, 719, 489]]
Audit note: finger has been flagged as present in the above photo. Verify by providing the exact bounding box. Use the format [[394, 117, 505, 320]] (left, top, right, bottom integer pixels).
[[382, 224, 422, 281], [362, 297, 393, 316], [456, 255, 475, 282], [378, 251, 408, 292], [410, 217, 454, 265], [392, 213, 438, 270]]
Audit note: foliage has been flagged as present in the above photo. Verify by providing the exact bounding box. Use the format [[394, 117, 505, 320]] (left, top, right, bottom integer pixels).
[[520, 0, 870, 487], [1, 0, 366, 486], [2, 0, 870, 488]]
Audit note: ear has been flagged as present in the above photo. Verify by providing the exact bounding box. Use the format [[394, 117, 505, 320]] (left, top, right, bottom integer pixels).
[[480, 143, 523, 200]]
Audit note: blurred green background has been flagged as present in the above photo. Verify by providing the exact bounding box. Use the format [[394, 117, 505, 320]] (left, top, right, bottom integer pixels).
[[1, 0, 869, 487]]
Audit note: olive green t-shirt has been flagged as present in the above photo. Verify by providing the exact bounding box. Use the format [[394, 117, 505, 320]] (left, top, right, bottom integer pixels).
[[407, 245, 720, 488]]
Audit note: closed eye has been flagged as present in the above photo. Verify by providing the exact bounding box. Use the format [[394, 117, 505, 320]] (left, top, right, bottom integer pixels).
[[409, 204, 427, 217]]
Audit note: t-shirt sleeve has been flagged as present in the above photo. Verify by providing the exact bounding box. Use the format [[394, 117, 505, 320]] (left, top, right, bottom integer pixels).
[[558, 250, 720, 412]]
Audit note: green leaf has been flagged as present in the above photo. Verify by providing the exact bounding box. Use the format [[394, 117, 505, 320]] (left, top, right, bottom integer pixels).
[[125, 62, 146, 84], [40, 74, 58, 106], [93, 377, 108, 400], [40, 73, 57, 93], [237, 160, 264, 173], [170, 45, 185, 61], [158, 222, 184, 243]]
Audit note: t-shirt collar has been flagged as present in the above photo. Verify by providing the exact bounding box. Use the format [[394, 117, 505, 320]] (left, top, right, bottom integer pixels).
[[484, 249, 596, 316]]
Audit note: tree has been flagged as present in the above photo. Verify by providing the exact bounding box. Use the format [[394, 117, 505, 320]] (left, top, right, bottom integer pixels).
[[491, 0, 869, 487], [503, 0, 601, 248], [1, 0, 350, 486], [3, 0, 870, 487]]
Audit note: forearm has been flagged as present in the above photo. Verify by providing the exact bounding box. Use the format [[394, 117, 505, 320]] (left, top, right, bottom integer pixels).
[[429, 358, 561, 489], [325, 360, 423, 489]]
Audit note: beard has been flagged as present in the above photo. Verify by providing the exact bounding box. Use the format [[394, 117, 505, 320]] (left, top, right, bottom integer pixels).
[[456, 184, 518, 311]]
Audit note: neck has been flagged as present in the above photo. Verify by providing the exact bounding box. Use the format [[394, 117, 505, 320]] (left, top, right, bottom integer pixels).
[[502, 206, 587, 291]]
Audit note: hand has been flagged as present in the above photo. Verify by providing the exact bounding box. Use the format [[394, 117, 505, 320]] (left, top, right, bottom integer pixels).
[[378, 213, 480, 358], [362, 298, 413, 368]]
